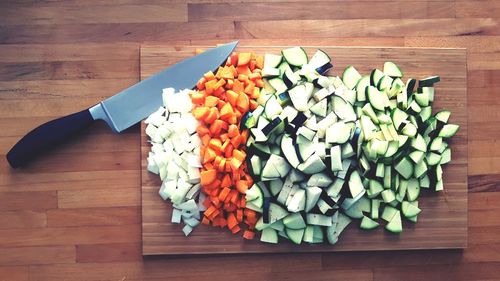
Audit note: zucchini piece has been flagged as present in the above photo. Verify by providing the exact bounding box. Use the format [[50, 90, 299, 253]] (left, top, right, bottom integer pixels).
[[286, 228, 305, 244], [395, 157, 414, 179], [283, 213, 306, 230], [360, 215, 379, 230], [371, 199, 381, 220], [435, 110, 451, 124], [402, 201, 421, 218], [406, 178, 420, 201], [367, 86, 389, 111], [356, 75, 370, 102], [418, 76, 440, 87], [342, 65, 362, 90], [282, 46, 308, 67], [370, 69, 384, 87], [305, 186, 322, 212], [260, 228, 278, 244], [439, 124, 460, 138], [384, 61, 403, 78], [385, 210, 403, 233], [264, 54, 283, 69]]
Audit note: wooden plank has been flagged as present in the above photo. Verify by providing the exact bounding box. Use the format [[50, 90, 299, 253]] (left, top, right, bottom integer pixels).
[[0, 170, 139, 192], [0, 79, 137, 100], [47, 207, 141, 227], [0, 151, 139, 173], [0, 3, 187, 25], [0, 43, 138, 63], [0, 246, 75, 266], [469, 175, 500, 193], [234, 19, 500, 39], [29, 254, 322, 281], [141, 45, 467, 255], [0, 225, 140, 247], [188, 2, 455, 21], [0, 60, 138, 81], [0, 22, 234, 44], [405, 36, 500, 52], [76, 243, 141, 263], [57, 188, 140, 208], [0, 210, 46, 229], [0, 191, 57, 211], [0, 266, 28, 281], [373, 262, 500, 281], [456, 0, 500, 18]]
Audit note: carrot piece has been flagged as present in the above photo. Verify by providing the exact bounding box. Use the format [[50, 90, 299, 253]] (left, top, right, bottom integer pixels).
[[244, 82, 255, 96], [214, 67, 223, 79], [255, 55, 264, 69], [243, 230, 255, 240], [205, 96, 219, 107], [220, 102, 234, 119], [249, 99, 258, 110], [204, 107, 219, 124], [227, 213, 238, 229], [239, 197, 246, 208], [236, 93, 249, 113], [204, 71, 215, 81], [205, 205, 217, 217], [237, 74, 249, 83], [224, 144, 234, 157], [196, 77, 206, 90], [230, 225, 241, 234], [236, 209, 244, 222], [205, 178, 221, 190], [203, 148, 216, 163], [249, 59, 257, 71], [236, 65, 251, 76], [218, 158, 226, 172], [201, 216, 211, 225], [220, 174, 232, 188], [221, 66, 235, 79], [232, 149, 246, 162], [196, 125, 210, 137], [255, 78, 264, 88], [232, 79, 244, 93], [227, 124, 239, 138], [200, 168, 217, 186], [228, 115, 237, 124], [231, 158, 243, 170], [238, 52, 252, 66], [235, 180, 249, 194], [201, 134, 211, 146], [190, 91, 206, 104], [218, 187, 231, 202], [192, 107, 209, 121], [209, 120, 223, 135], [226, 78, 234, 89], [249, 72, 261, 80], [230, 53, 238, 66], [231, 134, 243, 148], [240, 130, 249, 142], [208, 138, 222, 153]]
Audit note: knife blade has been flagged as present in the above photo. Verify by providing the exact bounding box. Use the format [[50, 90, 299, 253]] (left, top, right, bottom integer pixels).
[[6, 41, 238, 168]]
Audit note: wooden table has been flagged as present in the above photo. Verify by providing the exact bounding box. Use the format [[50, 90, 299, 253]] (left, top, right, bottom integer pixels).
[[0, 1, 499, 280]]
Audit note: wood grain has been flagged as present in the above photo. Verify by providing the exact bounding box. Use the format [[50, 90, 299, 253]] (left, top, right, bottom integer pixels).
[[0, 0, 498, 279], [141, 45, 468, 255]]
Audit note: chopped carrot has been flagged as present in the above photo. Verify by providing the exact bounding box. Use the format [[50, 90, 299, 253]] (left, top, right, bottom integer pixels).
[[205, 96, 219, 107], [238, 52, 251, 66], [243, 230, 255, 240], [200, 170, 217, 185], [192, 107, 209, 121], [230, 225, 241, 234], [236, 93, 249, 113], [189, 50, 264, 237]]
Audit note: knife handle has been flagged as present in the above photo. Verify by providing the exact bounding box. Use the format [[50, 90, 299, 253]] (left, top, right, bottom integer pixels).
[[6, 109, 95, 168]]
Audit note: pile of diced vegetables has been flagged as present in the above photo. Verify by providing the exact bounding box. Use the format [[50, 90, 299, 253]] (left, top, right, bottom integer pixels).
[[146, 47, 459, 245]]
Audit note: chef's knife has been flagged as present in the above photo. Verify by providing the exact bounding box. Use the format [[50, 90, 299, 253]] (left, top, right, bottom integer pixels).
[[6, 41, 239, 168]]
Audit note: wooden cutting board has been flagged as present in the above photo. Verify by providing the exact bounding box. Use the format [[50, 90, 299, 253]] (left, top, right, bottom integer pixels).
[[141, 45, 467, 256]]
